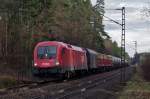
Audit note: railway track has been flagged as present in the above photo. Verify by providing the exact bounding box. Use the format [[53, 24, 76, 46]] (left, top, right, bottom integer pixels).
[[0, 67, 133, 99], [52, 70, 122, 99], [0, 68, 118, 95], [0, 77, 62, 96]]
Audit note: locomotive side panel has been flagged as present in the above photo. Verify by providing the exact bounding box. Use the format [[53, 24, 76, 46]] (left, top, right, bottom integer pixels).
[[61, 48, 74, 72], [71, 49, 88, 70]]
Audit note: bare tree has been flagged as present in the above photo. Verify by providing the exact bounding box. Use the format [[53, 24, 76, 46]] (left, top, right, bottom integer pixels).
[[140, 2, 150, 18]]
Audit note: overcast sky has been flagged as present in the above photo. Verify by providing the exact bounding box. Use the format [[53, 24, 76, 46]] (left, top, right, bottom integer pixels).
[[91, 0, 150, 57]]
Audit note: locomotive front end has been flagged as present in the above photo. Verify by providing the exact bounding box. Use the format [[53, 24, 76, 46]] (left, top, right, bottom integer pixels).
[[33, 42, 61, 75]]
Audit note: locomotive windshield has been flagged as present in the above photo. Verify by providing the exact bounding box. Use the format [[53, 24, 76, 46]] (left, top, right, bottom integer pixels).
[[37, 46, 57, 59]]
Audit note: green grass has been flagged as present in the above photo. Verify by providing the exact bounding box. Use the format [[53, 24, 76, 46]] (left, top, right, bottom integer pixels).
[[118, 72, 150, 99]]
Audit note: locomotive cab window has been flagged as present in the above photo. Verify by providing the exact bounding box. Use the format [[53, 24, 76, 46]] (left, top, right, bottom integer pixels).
[[37, 46, 57, 59]]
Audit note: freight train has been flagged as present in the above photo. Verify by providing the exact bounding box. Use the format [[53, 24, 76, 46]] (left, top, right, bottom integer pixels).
[[33, 41, 128, 78]]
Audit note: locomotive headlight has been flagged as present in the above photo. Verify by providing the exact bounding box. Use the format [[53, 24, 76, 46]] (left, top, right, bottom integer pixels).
[[56, 61, 60, 65], [34, 63, 37, 66]]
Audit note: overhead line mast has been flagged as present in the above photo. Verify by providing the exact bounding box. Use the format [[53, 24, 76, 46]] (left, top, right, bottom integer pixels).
[[121, 7, 126, 82], [93, 0, 126, 82]]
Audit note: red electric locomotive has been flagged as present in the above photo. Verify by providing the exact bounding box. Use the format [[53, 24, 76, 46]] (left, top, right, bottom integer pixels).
[[33, 41, 88, 78]]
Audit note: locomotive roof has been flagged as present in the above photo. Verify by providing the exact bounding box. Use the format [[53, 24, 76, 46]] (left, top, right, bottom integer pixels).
[[36, 41, 85, 52]]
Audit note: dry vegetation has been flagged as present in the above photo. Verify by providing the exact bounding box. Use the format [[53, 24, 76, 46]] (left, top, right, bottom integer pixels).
[[0, 76, 17, 89], [118, 72, 150, 99], [118, 56, 150, 99], [140, 56, 150, 81], [0, 63, 30, 89]]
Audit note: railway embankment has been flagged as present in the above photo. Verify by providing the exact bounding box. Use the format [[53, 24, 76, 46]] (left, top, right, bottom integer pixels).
[[118, 70, 150, 99], [0, 63, 18, 89], [118, 54, 150, 99]]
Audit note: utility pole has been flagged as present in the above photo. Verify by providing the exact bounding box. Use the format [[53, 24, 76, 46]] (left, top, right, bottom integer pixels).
[[91, 0, 105, 53], [121, 7, 126, 83], [102, 7, 126, 83], [93, 0, 104, 33], [133, 41, 137, 54], [133, 41, 138, 65], [94, 0, 104, 10]]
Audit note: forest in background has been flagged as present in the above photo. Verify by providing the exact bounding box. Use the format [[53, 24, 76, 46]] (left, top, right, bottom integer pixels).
[[0, 0, 129, 68]]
